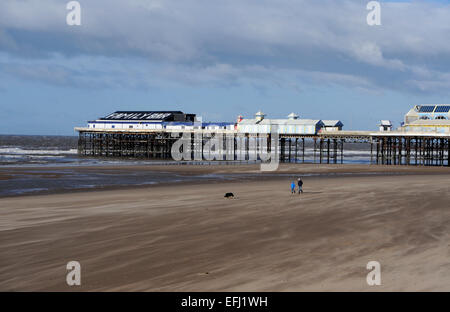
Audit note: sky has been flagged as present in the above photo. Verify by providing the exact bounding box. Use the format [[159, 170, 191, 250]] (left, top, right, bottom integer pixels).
[[2, 0, 450, 135]]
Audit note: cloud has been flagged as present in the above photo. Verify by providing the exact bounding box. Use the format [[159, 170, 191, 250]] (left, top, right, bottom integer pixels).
[[350, 41, 406, 70], [1, 0, 450, 94]]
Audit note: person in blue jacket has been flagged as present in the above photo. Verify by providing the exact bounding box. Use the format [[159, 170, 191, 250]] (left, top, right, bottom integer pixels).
[[291, 181, 296, 194]]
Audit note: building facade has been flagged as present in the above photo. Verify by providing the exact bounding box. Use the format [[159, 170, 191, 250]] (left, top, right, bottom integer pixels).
[[402, 105, 450, 133], [236, 111, 328, 135], [85, 110, 342, 135], [379, 120, 393, 132], [87, 111, 197, 130], [321, 120, 344, 132]]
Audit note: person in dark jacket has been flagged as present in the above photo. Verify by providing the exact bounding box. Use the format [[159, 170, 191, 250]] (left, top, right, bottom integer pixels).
[[297, 178, 303, 194]]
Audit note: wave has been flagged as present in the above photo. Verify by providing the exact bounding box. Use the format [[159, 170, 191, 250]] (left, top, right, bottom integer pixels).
[[0, 147, 78, 155]]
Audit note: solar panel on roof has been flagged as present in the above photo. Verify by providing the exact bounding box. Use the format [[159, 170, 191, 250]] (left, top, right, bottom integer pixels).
[[418, 106, 435, 113], [434, 106, 450, 113]]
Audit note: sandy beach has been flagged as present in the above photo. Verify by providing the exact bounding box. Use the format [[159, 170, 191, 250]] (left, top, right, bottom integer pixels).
[[1, 164, 450, 291]]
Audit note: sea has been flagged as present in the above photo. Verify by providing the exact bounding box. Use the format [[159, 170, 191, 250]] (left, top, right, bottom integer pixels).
[[0, 134, 373, 197]]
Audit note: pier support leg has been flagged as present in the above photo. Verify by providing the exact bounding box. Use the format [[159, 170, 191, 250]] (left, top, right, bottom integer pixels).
[[313, 138, 317, 163], [302, 138, 305, 163], [319, 138, 323, 164], [326, 139, 330, 164], [288, 138, 292, 163]]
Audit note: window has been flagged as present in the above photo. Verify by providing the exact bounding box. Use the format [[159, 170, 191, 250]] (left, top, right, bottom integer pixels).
[[112, 125, 115, 128], [129, 125, 133, 128], [435, 116, 447, 120], [419, 116, 430, 120]]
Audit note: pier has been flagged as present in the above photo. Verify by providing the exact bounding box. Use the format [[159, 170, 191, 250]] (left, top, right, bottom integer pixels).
[[75, 128, 450, 167]]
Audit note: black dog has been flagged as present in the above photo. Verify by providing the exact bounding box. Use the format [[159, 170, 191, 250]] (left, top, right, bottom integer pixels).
[[224, 192, 235, 199]]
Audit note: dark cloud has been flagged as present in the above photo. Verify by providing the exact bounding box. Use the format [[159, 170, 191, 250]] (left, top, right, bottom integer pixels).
[[1, 0, 450, 94]]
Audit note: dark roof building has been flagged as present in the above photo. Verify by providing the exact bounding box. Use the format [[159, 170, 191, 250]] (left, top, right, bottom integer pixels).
[[99, 111, 196, 122]]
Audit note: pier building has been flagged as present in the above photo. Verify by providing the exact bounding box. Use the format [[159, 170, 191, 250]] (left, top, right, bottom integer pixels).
[[402, 105, 450, 133]]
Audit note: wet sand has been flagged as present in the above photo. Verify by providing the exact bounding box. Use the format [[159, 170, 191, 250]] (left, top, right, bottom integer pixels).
[[1, 163, 449, 198], [1, 164, 450, 291]]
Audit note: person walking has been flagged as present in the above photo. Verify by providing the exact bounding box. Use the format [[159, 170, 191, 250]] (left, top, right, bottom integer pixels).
[[291, 181, 296, 194], [297, 178, 303, 194]]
